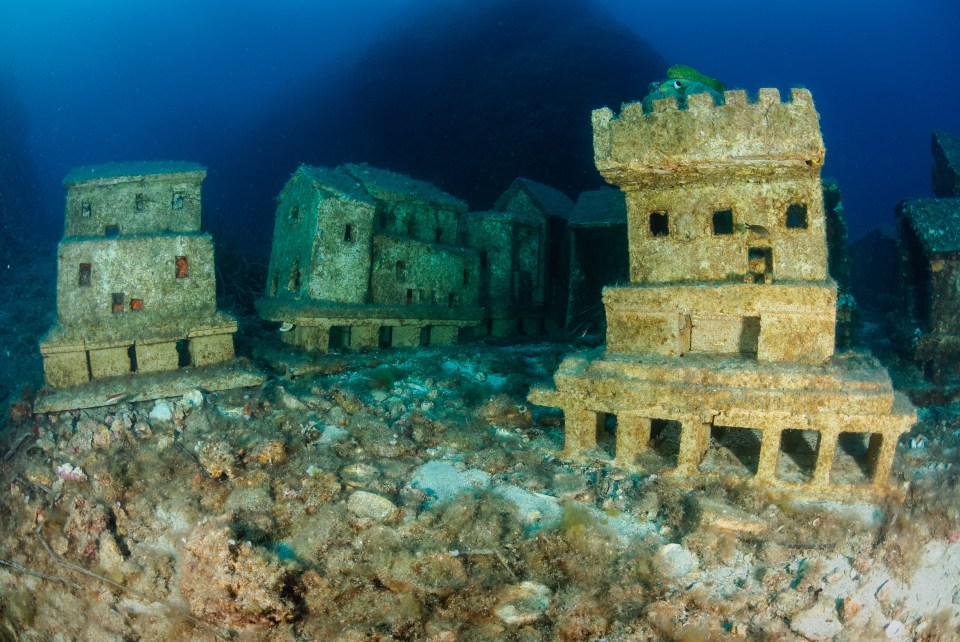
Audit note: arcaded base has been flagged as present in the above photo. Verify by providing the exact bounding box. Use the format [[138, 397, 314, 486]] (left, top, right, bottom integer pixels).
[[39, 316, 238, 388], [529, 350, 916, 501], [257, 298, 483, 352]]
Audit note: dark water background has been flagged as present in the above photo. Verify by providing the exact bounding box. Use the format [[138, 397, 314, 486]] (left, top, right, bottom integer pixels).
[[2, 0, 959, 254]]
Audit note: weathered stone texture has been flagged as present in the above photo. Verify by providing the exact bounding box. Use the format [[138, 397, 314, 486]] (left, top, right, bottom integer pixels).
[[531, 87, 915, 502]]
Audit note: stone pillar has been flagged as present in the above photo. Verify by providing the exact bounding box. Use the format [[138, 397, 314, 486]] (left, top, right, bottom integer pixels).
[[615, 415, 651, 467], [430, 325, 459, 346], [490, 319, 514, 337], [42, 349, 90, 387], [88, 345, 131, 378], [675, 418, 711, 476], [191, 333, 235, 366], [391, 326, 421, 348], [350, 325, 379, 349], [755, 427, 783, 481], [135, 340, 179, 373], [811, 428, 839, 487], [563, 408, 602, 457], [867, 432, 898, 490]]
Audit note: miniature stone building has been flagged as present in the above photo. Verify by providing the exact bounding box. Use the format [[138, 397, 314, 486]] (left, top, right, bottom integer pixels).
[[494, 177, 574, 332], [530, 88, 915, 501], [459, 209, 546, 336], [932, 131, 960, 198], [897, 197, 960, 381], [257, 164, 484, 350], [566, 187, 628, 331], [39, 162, 238, 389]]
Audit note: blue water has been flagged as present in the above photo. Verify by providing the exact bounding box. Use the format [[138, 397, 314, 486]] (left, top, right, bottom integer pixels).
[[1, 0, 959, 245]]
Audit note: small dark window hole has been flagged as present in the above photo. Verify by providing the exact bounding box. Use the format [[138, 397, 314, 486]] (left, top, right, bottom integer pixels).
[[649, 212, 669, 237], [712, 209, 734, 235]]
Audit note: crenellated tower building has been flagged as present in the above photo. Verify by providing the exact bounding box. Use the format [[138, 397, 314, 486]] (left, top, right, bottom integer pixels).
[[531, 88, 916, 501]]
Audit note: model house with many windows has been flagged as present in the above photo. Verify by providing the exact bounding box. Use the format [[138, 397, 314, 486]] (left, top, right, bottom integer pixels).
[[39, 162, 239, 393]]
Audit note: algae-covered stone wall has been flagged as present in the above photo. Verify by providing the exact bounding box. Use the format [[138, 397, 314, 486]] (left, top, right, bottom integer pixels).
[[370, 235, 479, 308], [64, 163, 205, 238], [56, 234, 217, 326]]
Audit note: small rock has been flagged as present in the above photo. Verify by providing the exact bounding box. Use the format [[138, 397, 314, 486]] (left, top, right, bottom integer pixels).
[[653, 543, 699, 580], [347, 490, 397, 523], [884, 620, 905, 638], [340, 463, 380, 487], [839, 596, 861, 623], [495, 581, 551, 626], [56, 463, 87, 482], [276, 386, 307, 410], [182, 389, 205, 408], [789, 602, 843, 641], [149, 401, 174, 422]]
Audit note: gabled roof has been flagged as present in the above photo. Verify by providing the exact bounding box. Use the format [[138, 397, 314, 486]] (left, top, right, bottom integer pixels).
[[284, 164, 377, 206], [569, 187, 626, 228], [899, 197, 960, 254], [64, 161, 206, 186], [342, 163, 467, 211], [494, 177, 574, 220]]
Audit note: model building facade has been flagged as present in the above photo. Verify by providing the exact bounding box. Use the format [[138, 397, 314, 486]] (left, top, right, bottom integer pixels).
[[40, 162, 237, 387], [258, 164, 484, 351], [898, 131, 960, 380], [530, 88, 915, 501]]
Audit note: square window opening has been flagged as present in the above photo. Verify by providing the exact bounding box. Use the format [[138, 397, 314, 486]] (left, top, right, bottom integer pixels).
[[830, 432, 880, 485], [111, 293, 124, 313], [344, 224, 354, 242], [406, 288, 414, 305], [396, 260, 407, 282], [104, 225, 120, 237], [419, 326, 432, 347], [81, 202, 92, 217], [712, 209, 734, 235], [135, 193, 144, 211], [777, 429, 820, 482], [639, 418, 682, 471], [448, 293, 456, 307], [435, 227, 443, 242], [78, 263, 91, 287], [130, 298, 144, 311], [699, 425, 761, 477], [127, 345, 138, 373], [175, 256, 189, 278], [289, 204, 300, 220], [786, 203, 808, 229], [748, 247, 772, 283], [171, 192, 184, 210], [649, 212, 669, 237], [175, 339, 191, 367]]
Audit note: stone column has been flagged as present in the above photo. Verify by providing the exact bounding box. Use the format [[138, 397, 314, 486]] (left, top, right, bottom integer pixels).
[[675, 418, 711, 476], [867, 432, 898, 490], [811, 428, 839, 487], [615, 415, 651, 467], [563, 408, 602, 457], [755, 427, 783, 482]]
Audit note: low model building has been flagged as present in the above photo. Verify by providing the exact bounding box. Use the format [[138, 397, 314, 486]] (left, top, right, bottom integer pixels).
[[257, 164, 484, 350], [530, 88, 915, 501]]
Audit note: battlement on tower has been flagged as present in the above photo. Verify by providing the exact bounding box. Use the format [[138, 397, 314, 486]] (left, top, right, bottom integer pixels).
[[593, 88, 824, 189]]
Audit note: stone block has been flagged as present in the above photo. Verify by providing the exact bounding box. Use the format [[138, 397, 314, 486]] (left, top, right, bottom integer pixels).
[[391, 325, 421, 348], [43, 350, 90, 387], [89, 346, 131, 378], [349, 325, 379, 349], [190, 333, 234, 367], [135, 340, 179, 373], [430, 325, 458, 345]]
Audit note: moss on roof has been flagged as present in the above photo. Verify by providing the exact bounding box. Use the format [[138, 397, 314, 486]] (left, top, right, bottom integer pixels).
[[900, 197, 960, 254], [494, 177, 574, 220], [461, 209, 542, 228], [292, 165, 377, 206], [569, 187, 626, 228], [64, 161, 206, 186], [342, 163, 467, 211]]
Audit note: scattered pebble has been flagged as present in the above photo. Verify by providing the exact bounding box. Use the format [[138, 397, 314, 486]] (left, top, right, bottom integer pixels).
[[346, 490, 397, 523], [149, 401, 174, 422], [495, 581, 551, 626]]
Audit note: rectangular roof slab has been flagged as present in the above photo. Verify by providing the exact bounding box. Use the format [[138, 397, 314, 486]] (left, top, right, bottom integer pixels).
[[64, 161, 206, 186]]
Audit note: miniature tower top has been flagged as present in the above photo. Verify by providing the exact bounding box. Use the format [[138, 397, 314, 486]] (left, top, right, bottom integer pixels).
[[63, 161, 206, 238], [593, 88, 828, 286]]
